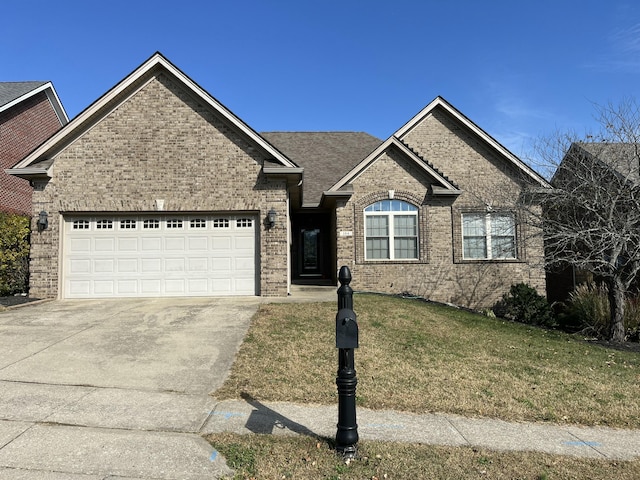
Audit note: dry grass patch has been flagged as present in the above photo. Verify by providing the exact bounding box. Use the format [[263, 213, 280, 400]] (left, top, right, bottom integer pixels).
[[215, 294, 640, 428], [208, 433, 640, 480]]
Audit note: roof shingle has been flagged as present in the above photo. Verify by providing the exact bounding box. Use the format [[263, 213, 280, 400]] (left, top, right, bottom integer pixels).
[[0, 81, 48, 109], [261, 131, 382, 206]]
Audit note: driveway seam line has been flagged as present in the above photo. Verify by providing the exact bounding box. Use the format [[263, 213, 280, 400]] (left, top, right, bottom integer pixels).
[[0, 324, 97, 372]]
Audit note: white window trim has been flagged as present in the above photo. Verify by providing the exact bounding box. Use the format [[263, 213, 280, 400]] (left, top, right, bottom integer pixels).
[[364, 201, 419, 261], [461, 212, 517, 260]]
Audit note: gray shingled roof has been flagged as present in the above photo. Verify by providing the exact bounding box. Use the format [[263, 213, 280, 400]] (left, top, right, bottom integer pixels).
[[575, 142, 640, 184], [262, 132, 382, 206], [0, 81, 48, 109]]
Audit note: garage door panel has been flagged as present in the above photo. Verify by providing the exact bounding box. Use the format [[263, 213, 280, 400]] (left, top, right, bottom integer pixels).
[[165, 237, 185, 250], [212, 279, 232, 292], [141, 258, 162, 272], [212, 236, 232, 250], [235, 278, 255, 293], [95, 259, 115, 273], [141, 279, 162, 294], [165, 258, 185, 272], [64, 215, 257, 298], [188, 278, 209, 293], [141, 237, 162, 251], [94, 238, 115, 252], [118, 238, 138, 251], [70, 238, 91, 253], [188, 257, 208, 271], [69, 259, 91, 274], [69, 280, 91, 296], [117, 259, 138, 273], [188, 237, 208, 250], [117, 280, 138, 295], [235, 256, 255, 270], [94, 281, 114, 295], [212, 258, 232, 271]]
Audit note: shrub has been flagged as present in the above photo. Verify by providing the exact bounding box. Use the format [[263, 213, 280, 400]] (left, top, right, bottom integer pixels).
[[0, 213, 30, 296], [494, 283, 555, 327], [562, 282, 640, 340]]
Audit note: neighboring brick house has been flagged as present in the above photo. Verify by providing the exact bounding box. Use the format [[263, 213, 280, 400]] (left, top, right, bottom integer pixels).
[[0, 82, 68, 214], [545, 142, 640, 303], [8, 53, 550, 307]]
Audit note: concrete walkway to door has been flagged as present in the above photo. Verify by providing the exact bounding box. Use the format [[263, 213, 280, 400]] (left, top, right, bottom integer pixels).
[[0, 296, 262, 479]]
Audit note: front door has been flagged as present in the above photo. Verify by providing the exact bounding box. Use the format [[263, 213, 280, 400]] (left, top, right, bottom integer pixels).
[[300, 228, 322, 276], [292, 211, 333, 283]]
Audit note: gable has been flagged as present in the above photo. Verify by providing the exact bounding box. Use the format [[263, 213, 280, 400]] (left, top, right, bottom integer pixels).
[[329, 137, 461, 200], [350, 145, 445, 195], [9, 53, 296, 179], [396, 97, 550, 190], [51, 73, 271, 204], [401, 107, 526, 199]]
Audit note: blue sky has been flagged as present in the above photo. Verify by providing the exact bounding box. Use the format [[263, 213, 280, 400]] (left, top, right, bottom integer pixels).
[[3, 0, 640, 161]]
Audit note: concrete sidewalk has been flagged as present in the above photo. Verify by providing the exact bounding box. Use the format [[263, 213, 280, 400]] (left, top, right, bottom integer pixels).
[[204, 399, 640, 461]]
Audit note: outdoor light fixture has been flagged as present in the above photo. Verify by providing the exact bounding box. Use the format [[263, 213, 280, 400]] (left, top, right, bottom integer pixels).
[[37, 211, 48, 231], [267, 208, 277, 228]]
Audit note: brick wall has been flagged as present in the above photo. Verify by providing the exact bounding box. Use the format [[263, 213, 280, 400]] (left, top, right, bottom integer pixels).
[[336, 106, 546, 309], [30, 73, 289, 298], [0, 91, 63, 214]]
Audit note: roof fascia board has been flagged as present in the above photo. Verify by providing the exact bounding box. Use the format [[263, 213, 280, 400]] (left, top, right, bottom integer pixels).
[[329, 137, 459, 193], [395, 96, 551, 189], [5, 167, 49, 179], [262, 167, 304, 175], [12, 53, 296, 170], [44, 84, 69, 125]]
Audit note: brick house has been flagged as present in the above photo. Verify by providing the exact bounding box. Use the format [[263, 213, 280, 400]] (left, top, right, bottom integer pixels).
[[1, 82, 68, 214], [8, 53, 550, 307]]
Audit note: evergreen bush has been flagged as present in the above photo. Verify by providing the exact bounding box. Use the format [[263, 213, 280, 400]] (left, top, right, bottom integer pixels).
[[0, 213, 30, 296], [494, 283, 555, 327]]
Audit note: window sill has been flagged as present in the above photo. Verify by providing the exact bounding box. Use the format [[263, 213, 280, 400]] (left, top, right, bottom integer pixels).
[[457, 258, 524, 264], [360, 259, 425, 265]]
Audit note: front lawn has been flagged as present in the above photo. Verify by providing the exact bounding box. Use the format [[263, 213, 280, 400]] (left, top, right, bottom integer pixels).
[[215, 294, 640, 428]]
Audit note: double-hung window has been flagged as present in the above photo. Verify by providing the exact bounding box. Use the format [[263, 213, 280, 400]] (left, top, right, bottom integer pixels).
[[462, 212, 516, 260], [364, 200, 418, 260]]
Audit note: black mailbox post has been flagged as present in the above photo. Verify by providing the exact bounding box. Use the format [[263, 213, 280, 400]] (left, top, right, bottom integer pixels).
[[335, 266, 359, 457]]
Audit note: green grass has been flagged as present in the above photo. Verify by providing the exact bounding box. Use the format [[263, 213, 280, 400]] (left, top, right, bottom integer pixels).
[[215, 293, 640, 428]]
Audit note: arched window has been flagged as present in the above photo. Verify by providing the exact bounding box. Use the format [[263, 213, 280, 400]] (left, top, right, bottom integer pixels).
[[364, 200, 418, 260]]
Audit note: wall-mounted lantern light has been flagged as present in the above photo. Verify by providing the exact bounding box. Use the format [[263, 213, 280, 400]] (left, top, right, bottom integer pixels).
[[267, 208, 277, 229], [37, 210, 49, 231]]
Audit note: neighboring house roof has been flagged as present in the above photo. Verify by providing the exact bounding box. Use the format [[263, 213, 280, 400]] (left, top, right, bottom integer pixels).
[[395, 96, 552, 189], [569, 142, 640, 185], [8, 52, 298, 179], [261, 131, 382, 207], [0, 81, 47, 107], [0, 81, 68, 124]]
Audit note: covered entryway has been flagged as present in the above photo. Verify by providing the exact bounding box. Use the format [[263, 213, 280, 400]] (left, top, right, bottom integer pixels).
[[62, 214, 257, 298], [291, 211, 334, 284]]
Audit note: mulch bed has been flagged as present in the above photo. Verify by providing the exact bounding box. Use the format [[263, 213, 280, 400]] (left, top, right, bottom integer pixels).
[[0, 295, 41, 307]]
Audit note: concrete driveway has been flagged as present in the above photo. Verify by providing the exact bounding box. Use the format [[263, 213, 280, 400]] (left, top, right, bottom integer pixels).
[[0, 297, 261, 479]]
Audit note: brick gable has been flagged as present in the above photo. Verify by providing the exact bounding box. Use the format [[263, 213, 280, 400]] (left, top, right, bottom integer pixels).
[[336, 107, 546, 309], [0, 91, 62, 214], [29, 73, 289, 298]]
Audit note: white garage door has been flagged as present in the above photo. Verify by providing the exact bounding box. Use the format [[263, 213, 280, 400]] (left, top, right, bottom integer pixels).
[[63, 214, 257, 298]]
